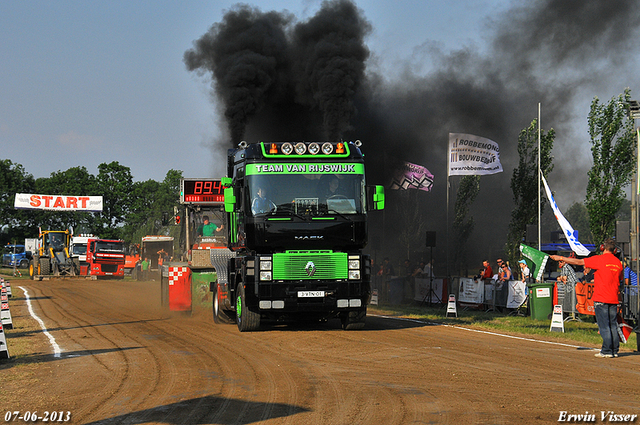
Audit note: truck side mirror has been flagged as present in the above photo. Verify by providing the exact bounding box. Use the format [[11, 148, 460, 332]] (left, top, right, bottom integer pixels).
[[366, 185, 385, 211], [222, 177, 236, 213]]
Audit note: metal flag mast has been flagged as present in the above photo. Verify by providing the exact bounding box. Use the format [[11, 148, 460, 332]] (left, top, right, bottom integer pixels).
[[538, 103, 541, 252]]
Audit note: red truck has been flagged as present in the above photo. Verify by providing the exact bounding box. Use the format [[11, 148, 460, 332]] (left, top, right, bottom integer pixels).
[[86, 238, 126, 279]]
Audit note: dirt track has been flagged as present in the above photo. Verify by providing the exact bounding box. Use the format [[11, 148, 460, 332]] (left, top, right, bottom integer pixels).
[[1, 278, 639, 424]]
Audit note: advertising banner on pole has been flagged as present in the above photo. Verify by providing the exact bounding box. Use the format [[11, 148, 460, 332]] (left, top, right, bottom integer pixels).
[[389, 161, 434, 192], [448, 133, 503, 176]]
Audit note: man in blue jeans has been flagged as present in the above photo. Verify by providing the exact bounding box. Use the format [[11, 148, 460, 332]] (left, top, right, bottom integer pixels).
[[551, 238, 622, 358]]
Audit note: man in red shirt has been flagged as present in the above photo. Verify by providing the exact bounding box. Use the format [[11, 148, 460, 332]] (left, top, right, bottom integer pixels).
[[475, 260, 493, 281], [551, 238, 622, 358]]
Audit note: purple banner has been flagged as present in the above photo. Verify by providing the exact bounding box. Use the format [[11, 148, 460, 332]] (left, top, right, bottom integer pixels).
[[389, 162, 434, 192]]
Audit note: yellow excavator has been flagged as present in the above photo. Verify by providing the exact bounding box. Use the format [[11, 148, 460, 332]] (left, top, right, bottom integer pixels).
[[29, 229, 80, 279]]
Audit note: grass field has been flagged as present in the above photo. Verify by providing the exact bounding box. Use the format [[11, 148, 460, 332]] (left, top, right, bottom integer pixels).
[[368, 303, 638, 350]]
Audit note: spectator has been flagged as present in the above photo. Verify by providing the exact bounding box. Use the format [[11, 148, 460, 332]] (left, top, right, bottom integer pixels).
[[382, 257, 395, 277], [623, 261, 637, 287], [623, 260, 637, 297], [402, 259, 413, 277], [551, 238, 623, 358], [141, 258, 149, 281], [423, 259, 434, 279], [475, 260, 493, 281], [518, 260, 531, 283], [412, 261, 426, 278], [557, 257, 578, 315], [498, 262, 513, 283]]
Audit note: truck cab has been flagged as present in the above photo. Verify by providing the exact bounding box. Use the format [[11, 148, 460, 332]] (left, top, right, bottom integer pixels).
[[2, 245, 31, 269], [86, 238, 126, 278], [217, 140, 384, 331]]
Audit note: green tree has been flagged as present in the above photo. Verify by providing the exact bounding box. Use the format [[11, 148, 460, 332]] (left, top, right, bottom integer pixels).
[[121, 170, 183, 246], [452, 175, 480, 275], [94, 161, 134, 239], [586, 89, 636, 244], [0, 159, 36, 244], [507, 119, 554, 263]]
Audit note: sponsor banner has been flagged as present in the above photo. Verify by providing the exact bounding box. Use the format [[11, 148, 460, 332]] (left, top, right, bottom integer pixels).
[[448, 133, 503, 176], [541, 175, 591, 256], [507, 280, 527, 308], [458, 277, 484, 304], [389, 161, 434, 192], [246, 163, 364, 175], [14, 193, 103, 212], [575, 281, 595, 316]]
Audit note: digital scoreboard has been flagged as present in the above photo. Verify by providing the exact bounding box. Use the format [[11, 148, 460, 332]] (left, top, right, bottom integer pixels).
[[180, 178, 224, 205]]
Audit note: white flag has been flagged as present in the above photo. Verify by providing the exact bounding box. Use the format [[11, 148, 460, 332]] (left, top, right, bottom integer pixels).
[[448, 133, 503, 176], [541, 176, 591, 257]]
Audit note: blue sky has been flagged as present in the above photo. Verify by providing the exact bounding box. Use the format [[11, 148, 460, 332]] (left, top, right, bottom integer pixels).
[[0, 0, 506, 180], [2, 0, 639, 208]]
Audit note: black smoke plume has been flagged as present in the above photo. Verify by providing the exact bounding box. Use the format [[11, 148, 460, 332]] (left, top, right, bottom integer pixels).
[[184, 0, 371, 143], [186, 0, 640, 267], [184, 5, 292, 143], [290, 0, 371, 140]]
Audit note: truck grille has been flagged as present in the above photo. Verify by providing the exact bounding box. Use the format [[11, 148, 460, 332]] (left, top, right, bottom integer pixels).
[[272, 251, 347, 280], [101, 264, 118, 273]]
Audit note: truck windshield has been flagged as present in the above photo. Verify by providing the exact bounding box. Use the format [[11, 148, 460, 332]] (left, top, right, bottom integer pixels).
[[72, 245, 86, 256], [96, 241, 124, 253], [247, 172, 365, 217]]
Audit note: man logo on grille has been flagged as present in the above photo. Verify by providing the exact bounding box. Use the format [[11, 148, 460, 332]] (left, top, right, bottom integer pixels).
[[305, 261, 316, 277]]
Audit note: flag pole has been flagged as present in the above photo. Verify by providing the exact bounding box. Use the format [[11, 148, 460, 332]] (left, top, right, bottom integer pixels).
[[446, 135, 451, 279], [538, 103, 541, 254]]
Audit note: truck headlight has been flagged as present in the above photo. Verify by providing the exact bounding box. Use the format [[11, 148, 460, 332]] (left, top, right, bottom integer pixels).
[[260, 256, 272, 281], [260, 271, 272, 281], [348, 256, 360, 280]]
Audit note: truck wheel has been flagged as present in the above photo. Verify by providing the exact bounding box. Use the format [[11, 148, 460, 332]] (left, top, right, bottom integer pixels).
[[236, 283, 260, 332], [341, 307, 367, 330], [40, 258, 50, 276], [19, 259, 29, 269], [213, 284, 233, 324], [29, 260, 37, 280]]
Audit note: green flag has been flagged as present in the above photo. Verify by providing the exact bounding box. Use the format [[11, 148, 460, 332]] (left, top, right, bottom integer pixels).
[[519, 243, 549, 282]]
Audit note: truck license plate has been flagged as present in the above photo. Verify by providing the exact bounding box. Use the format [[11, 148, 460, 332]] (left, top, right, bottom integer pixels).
[[297, 291, 325, 298]]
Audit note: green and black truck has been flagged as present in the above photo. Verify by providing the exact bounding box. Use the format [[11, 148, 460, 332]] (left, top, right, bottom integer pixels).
[[212, 140, 384, 331]]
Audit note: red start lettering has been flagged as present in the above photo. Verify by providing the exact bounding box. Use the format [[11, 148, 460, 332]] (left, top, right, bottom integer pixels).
[[66, 197, 78, 209], [29, 195, 41, 207]]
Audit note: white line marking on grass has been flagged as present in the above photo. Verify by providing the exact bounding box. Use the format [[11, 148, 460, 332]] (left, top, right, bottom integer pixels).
[[19, 286, 62, 357], [371, 314, 595, 350]]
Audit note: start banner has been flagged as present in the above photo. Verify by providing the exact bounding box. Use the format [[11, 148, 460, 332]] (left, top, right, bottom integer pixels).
[[14, 193, 103, 212]]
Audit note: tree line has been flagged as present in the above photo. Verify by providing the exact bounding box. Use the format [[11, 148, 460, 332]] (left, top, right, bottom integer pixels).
[[0, 161, 182, 247]]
